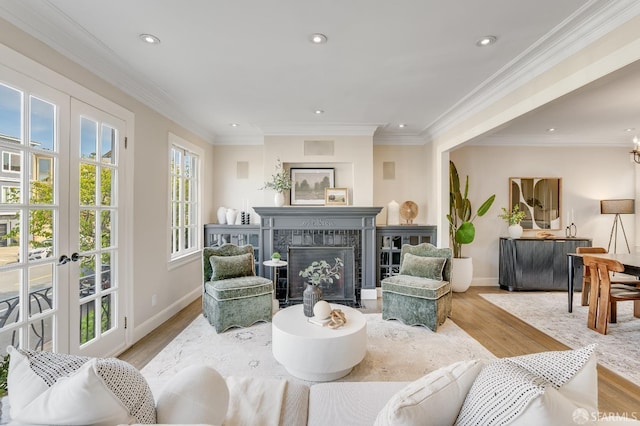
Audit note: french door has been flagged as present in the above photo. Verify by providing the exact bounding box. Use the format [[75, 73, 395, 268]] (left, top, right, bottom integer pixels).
[[0, 65, 127, 357]]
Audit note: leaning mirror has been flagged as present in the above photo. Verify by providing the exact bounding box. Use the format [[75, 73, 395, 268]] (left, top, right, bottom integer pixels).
[[509, 177, 562, 230]]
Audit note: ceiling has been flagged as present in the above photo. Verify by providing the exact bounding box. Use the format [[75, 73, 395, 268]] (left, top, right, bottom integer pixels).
[[0, 0, 639, 146]]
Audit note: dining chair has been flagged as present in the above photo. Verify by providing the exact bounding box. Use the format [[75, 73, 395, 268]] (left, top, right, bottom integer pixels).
[[575, 246, 639, 307], [582, 255, 640, 334]]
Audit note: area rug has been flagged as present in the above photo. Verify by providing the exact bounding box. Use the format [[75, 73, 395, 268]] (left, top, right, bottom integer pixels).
[[481, 292, 640, 387], [141, 313, 494, 393]]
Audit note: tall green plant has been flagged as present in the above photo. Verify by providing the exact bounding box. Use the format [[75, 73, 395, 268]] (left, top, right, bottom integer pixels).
[[447, 161, 495, 258]]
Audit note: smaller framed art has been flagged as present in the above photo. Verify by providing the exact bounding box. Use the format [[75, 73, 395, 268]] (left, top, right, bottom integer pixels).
[[325, 187, 348, 205]]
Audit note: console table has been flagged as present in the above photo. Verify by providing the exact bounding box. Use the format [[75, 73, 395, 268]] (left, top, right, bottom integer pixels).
[[499, 237, 591, 291]]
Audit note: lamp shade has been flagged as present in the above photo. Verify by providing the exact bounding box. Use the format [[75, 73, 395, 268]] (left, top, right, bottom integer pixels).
[[600, 199, 635, 215]]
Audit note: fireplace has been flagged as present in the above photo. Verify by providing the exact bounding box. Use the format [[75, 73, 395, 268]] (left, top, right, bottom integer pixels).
[[287, 246, 356, 304], [253, 206, 382, 306]]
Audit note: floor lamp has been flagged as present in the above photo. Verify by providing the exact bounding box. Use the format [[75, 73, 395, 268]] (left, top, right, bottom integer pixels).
[[600, 199, 635, 253]]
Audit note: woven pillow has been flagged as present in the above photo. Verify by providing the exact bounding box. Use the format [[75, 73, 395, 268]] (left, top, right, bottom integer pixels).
[[400, 253, 446, 280], [7, 346, 156, 425], [375, 359, 487, 426], [209, 252, 254, 281], [455, 345, 597, 426]]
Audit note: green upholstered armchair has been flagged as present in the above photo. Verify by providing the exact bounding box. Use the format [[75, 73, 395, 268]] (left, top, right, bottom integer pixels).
[[202, 244, 273, 333], [381, 243, 452, 331]]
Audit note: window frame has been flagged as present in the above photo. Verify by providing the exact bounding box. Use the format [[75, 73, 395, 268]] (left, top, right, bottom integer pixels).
[[168, 133, 202, 264]]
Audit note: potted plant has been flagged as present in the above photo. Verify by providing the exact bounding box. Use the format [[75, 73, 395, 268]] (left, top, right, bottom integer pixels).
[[271, 251, 281, 262], [299, 258, 344, 317], [499, 205, 526, 239], [260, 158, 292, 207], [447, 161, 495, 292]]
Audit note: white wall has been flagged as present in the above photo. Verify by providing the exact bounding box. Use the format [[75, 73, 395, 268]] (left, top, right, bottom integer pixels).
[[450, 145, 635, 284]]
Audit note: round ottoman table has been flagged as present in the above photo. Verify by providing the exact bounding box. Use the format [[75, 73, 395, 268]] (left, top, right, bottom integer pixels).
[[272, 303, 367, 381]]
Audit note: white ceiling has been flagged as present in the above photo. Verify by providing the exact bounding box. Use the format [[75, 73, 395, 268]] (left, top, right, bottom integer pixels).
[[0, 0, 639, 146]]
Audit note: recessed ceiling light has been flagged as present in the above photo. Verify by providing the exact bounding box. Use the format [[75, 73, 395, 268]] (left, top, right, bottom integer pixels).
[[309, 33, 328, 44], [139, 33, 160, 44], [625, 128, 635, 132], [547, 128, 556, 132], [476, 35, 497, 47], [230, 123, 239, 127], [314, 109, 324, 115], [398, 123, 406, 128]]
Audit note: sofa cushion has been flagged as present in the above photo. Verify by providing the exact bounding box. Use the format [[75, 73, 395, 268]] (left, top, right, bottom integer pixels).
[[455, 345, 597, 426], [204, 276, 273, 301], [156, 365, 229, 425], [399, 253, 446, 281], [375, 359, 486, 426], [7, 346, 156, 425], [381, 275, 450, 300], [209, 252, 254, 281]]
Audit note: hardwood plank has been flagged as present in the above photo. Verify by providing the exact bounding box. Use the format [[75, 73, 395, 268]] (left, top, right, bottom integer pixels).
[[119, 286, 640, 415]]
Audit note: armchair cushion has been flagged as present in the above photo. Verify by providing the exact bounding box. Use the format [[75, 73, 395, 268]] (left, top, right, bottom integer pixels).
[[209, 252, 254, 281], [399, 253, 446, 281], [205, 276, 273, 301]]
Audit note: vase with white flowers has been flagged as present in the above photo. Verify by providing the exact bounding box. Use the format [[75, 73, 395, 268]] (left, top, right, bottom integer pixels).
[[499, 205, 527, 239], [261, 158, 292, 207]]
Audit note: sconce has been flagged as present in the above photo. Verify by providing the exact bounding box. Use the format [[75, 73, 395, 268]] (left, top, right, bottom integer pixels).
[[631, 136, 640, 164]]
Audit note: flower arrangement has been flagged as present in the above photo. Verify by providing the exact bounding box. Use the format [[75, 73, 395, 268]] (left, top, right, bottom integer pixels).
[[299, 257, 344, 286], [261, 158, 292, 193], [498, 205, 527, 225]]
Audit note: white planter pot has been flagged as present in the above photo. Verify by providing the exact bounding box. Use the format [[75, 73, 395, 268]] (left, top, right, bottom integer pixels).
[[508, 224, 523, 239], [225, 208, 238, 225], [274, 192, 285, 207], [450, 257, 473, 293], [217, 207, 227, 224]]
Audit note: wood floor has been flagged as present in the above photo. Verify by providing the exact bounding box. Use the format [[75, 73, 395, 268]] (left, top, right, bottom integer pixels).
[[119, 286, 640, 415]]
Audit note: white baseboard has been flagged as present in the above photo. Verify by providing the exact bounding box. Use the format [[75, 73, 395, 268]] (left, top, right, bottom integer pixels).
[[470, 278, 500, 286], [130, 288, 201, 345], [361, 288, 378, 300]]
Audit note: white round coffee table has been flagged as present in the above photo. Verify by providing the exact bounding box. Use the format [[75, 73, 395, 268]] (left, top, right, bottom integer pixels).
[[272, 303, 367, 381]]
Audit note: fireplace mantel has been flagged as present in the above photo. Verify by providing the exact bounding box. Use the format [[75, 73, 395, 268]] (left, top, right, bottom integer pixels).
[[254, 206, 383, 302]]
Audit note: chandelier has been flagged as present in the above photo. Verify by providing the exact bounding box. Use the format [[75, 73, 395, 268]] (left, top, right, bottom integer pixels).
[[632, 135, 640, 164]]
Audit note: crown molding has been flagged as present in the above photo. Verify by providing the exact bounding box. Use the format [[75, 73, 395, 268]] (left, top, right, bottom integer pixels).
[[212, 135, 265, 145], [425, 0, 640, 141], [372, 134, 427, 146], [471, 134, 631, 147]]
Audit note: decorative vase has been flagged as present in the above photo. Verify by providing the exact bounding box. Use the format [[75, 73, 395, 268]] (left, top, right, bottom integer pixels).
[[274, 192, 285, 207], [217, 207, 227, 224], [303, 283, 323, 317], [508, 224, 523, 239], [450, 257, 473, 293], [387, 200, 400, 225], [225, 208, 237, 226]]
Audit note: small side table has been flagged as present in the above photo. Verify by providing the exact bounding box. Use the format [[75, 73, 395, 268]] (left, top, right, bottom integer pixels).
[[263, 259, 287, 288]]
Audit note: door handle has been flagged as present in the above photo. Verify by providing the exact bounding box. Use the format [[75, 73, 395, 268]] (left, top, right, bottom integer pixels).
[[58, 255, 71, 265], [71, 252, 88, 262]]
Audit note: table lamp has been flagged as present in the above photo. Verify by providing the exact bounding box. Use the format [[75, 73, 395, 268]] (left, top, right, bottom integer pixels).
[[600, 199, 635, 253]]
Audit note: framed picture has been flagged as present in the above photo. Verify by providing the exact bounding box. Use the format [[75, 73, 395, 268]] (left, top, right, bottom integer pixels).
[[509, 177, 562, 230], [325, 187, 348, 205], [290, 168, 334, 205]]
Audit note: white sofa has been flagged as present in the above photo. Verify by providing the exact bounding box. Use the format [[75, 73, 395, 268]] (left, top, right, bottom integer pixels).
[[4, 345, 640, 426]]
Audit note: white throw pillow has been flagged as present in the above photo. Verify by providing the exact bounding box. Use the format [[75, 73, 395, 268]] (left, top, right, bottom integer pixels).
[[455, 344, 598, 426], [156, 365, 229, 426], [7, 346, 156, 425], [375, 359, 487, 426]]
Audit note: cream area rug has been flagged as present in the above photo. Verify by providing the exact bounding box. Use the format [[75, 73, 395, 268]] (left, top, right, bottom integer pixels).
[[481, 292, 640, 387], [141, 313, 494, 393]]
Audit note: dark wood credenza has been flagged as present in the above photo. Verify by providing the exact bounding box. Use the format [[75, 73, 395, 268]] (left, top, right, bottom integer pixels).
[[498, 237, 591, 291]]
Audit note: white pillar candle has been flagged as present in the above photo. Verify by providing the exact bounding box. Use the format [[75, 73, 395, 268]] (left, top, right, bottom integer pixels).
[[387, 200, 400, 225]]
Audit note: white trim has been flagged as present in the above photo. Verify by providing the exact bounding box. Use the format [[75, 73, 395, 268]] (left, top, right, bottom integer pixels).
[[128, 287, 201, 346]]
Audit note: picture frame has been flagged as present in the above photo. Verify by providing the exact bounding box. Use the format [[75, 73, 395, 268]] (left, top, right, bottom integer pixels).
[[325, 187, 348, 206], [509, 177, 562, 230], [290, 168, 334, 205]]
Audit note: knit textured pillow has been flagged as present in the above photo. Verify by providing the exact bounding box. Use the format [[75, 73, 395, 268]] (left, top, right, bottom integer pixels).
[[209, 252, 254, 281], [455, 345, 597, 426], [400, 253, 446, 281], [7, 346, 156, 425]]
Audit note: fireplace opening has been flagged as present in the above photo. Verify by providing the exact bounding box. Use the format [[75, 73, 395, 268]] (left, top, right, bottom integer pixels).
[[287, 246, 356, 305]]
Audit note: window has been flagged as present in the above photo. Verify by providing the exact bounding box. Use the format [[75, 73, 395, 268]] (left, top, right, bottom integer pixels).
[[2, 151, 21, 173], [169, 133, 201, 261]]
